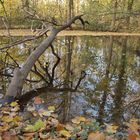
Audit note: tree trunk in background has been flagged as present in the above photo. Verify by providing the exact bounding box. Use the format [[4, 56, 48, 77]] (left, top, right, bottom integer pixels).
[[111, 0, 118, 31], [75, 0, 80, 15], [67, 0, 74, 21], [126, 0, 134, 30]]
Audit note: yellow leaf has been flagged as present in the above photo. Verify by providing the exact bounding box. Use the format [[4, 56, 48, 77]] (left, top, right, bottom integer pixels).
[[106, 124, 118, 133], [10, 101, 18, 107], [78, 116, 86, 122], [88, 132, 105, 140], [42, 111, 51, 117], [71, 116, 86, 124], [71, 118, 80, 124], [13, 116, 22, 122], [2, 115, 13, 123], [59, 130, 71, 137], [48, 106, 55, 111], [65, 124, 74, 131]]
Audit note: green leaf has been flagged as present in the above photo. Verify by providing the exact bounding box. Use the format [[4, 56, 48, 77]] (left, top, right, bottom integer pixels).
[[34, 119, 44, 131], [24, 119, 44, 132]]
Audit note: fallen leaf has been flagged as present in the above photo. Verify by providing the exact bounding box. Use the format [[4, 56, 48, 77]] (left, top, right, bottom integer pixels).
[[23, 132, 35, 140], [128, 133, 137, 140], [10, 102, 18, 107], [106, 124, 118, 134], [48, 106, 55, 111], [59, 130, 71, 137], [34, 97, 43, 104], [1, 115, 13, 123], [71, 116, 85, 124], [56, 124, 65, 131], [88, 131, 105, 140], [65, 124, 74, 131]]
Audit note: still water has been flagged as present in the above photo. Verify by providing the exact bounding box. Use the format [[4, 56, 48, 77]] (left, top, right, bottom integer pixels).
[[0, 35, 140, 124]]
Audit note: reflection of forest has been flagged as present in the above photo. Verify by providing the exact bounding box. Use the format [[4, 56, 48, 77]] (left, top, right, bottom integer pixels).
[[0, 36, 140, 123]]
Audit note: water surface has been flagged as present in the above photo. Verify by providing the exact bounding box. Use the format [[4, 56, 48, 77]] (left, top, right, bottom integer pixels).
[[0, 35, 140, 124]]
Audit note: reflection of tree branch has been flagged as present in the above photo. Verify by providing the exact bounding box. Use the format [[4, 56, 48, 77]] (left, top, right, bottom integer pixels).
[[37, 59, 52, 82], [50, 44, 61, 85], [32, 64, 49, 84], [74, 71, 86, 90], [0, 29, 50, 51], [125, 96, 140, 107], [6, 52, 19, 67]]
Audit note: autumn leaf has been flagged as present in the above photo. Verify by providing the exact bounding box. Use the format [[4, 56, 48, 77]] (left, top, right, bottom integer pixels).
[[34, 97, 43, 104], [24, 119, 44, 132], [106, 124, 118, 134], [1, 115, 13, 123], [128, 133, 137, 140], [48, 106, 55, 111], [127, 118, 140, 136], [24, 125, 35, 132], [23, 132, 35, 140], [65, 124, 74, 131], [72, 116, 86, 124], [39, 132, 49, 139], [10, 101, 18, 107], [56, 124, 65, 131], [59, 130, 71, 137], [88, 131, 105, 140]]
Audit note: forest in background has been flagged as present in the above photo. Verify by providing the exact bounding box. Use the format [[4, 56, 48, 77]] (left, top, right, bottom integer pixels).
[[0, 0, 140, 32]]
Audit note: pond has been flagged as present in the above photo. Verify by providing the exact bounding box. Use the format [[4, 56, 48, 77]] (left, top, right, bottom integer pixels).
[[0, 35, 140, 124]]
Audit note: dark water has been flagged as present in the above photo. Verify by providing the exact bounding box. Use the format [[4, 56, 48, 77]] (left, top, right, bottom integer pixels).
[[0, 36, 140, 124]]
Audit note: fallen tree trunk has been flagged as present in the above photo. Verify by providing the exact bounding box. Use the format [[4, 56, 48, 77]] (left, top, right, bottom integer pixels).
[[17, 86, 76, 109], [4, 15, 84, 103]]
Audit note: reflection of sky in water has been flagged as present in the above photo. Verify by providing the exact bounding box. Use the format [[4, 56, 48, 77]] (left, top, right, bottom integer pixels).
[[127, 77, 140, 92]]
